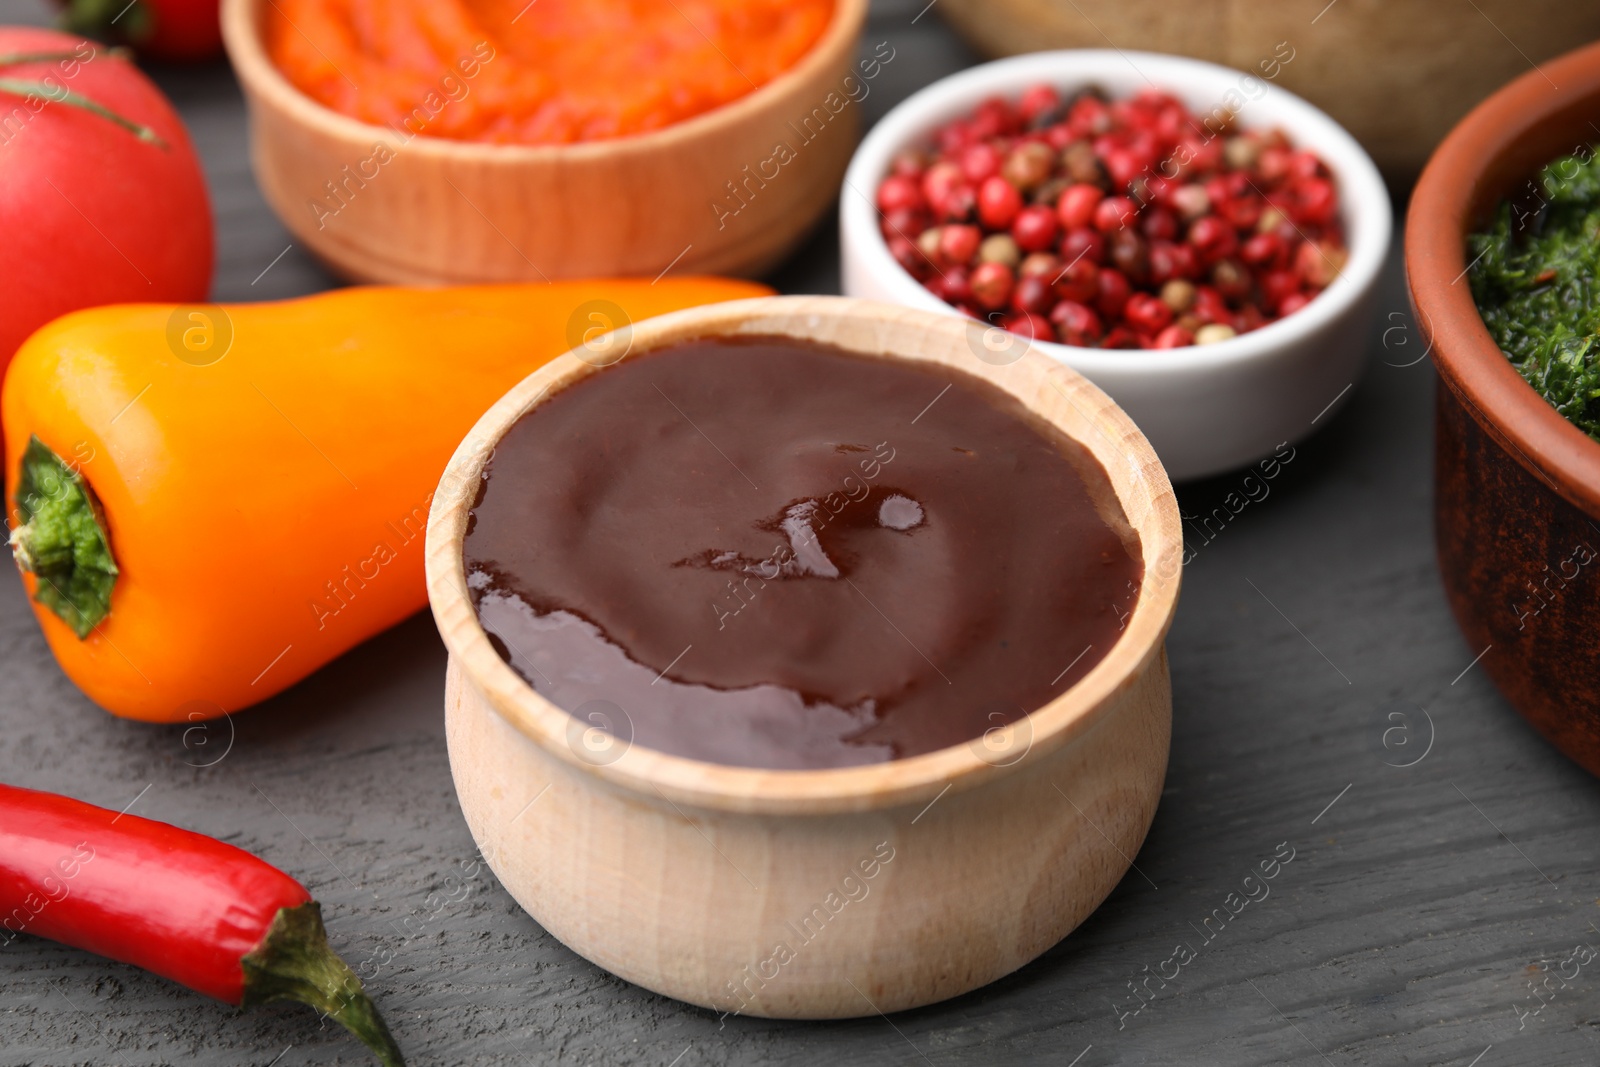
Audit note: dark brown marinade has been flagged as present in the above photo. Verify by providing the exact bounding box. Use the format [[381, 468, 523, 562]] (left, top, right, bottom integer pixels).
[[464, 336, 1142, 769]]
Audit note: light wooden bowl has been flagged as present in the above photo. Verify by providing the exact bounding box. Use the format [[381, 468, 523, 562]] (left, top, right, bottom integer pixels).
[[932, 0, 1600, 180], [424, 296, 1182, 1018], [220, 0, 866, 284]]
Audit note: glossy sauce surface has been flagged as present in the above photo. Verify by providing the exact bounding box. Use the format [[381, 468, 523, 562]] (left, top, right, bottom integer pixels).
[[464, 337, 1143, 768]]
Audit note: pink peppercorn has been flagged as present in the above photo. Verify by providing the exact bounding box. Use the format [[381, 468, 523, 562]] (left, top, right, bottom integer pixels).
[[1019, 84, 1061, 124], [1004, 311, 1056, 343], [1260, 269, 1302, 312], [1096, 267, 1132, 319], [1218, 195, 1263, 231], [1093, 196, 1138, 233], [1011, 204, 1060, 253], [1277, 291, 1312, 317], [939, 183, 976, 222], [1102, 325, 1140, 349], [1123, 292, 1173, 334], [970, 261, 1015, 311], [890, 149, 925, 178], [1153, 324, 1195, 349], [977, 176, 1023, 230], [1294, 178, 1337, 226], [938, 265, 974, 305], [1018, 251, 1063, 278], [1011, 274, 1055, 315], [1257, 146, 1292, 183], [888, 235, 924, 278], [921, 161, 960, 205], [1148, 240, 1197, 284], [1187, 215, 1237, 262], [940, 224, 982, 266], [1170, 183, 1210, 220], [1295, 239, 1346, 288], [1210, 258, 1252, 302], [1056, 184, 1104, 230], [1140, 206, 1179, 242], [1288, 150, 1324, 181], [1060, 227, 1106, 266], [1102, 147, 1145, 190], [960, 142, 1002, 184], [876, 175, 924, 214], [1050, 300, 1102, 346], [874, 82, 1345, 350], [1053, 257, 1100, 304], [1240, 232, 1284, 268], [1192, 286, 1231, 325]]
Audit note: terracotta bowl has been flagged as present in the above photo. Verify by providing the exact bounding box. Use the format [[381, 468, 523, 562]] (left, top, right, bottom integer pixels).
[[1408, 40, 1600, 776], [933, 0, 1600, 181], [220, 0, 866, 284], [424, 296, 1182, 1018]]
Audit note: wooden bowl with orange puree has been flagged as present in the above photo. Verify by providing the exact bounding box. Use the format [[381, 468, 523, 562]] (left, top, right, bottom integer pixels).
[[221, 0, 869, 283]]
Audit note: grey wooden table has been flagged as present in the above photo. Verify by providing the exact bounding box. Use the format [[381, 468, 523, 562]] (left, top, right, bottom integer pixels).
[[4, 2, 1599, 1064]]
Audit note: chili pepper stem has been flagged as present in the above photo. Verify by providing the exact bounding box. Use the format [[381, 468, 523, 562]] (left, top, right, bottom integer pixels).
[[241, 903, 407, 1067]]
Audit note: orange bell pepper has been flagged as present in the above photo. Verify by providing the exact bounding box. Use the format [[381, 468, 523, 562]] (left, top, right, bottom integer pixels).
[[3, 278, 770, 721]]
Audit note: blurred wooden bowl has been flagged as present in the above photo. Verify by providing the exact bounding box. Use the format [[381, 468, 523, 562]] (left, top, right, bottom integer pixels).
[[425, 296, 1183, 1018], [221, 0, 866, 283], [933, 0, 1600, 180]]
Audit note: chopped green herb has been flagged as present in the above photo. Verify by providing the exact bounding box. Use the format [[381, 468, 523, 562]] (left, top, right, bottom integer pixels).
[[1468, 145, 1600, 441]]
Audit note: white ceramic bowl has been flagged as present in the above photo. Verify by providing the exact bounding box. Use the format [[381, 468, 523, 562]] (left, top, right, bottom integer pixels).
[[841, 49, 1392, 481]]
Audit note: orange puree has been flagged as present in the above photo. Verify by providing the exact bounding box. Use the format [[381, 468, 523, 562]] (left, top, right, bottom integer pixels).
[[265, 0, 836, 145]]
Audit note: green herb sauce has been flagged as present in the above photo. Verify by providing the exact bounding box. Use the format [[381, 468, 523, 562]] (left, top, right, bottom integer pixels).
[[1468, 145, 1600, 440]]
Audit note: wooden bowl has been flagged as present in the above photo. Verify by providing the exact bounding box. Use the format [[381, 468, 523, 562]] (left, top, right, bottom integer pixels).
[[424, 296, 1182, 1018], [220, 0, 866, 284], [933, 0, 1600, 181], [1408, 40, 1600, 776]]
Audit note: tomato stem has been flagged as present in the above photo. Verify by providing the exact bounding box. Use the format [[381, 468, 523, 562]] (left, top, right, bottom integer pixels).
[[8, 436, 118, 639], [241, 903, 407, 1067], [61, 0, 154, 48], [0, 76, 165, 145], [0, 50, 97, 66]]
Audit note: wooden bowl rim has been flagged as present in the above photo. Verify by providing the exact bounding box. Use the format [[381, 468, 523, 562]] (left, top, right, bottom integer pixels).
[[425, 296, 1182, 815], [221, 0, 868, 161], [1406, 38, 1600, 516]]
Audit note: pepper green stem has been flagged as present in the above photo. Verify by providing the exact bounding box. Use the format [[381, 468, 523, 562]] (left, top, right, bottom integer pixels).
[[242, 903, 407, 1067], [9, 436, 118, 639]]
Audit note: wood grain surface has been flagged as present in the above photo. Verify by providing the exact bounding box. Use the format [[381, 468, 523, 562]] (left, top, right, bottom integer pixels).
[[3, 1, 1599, 1064]]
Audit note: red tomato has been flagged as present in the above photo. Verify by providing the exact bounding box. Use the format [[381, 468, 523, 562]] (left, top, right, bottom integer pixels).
[[61, 0, 224, 63], [0, 29, 213, 410]]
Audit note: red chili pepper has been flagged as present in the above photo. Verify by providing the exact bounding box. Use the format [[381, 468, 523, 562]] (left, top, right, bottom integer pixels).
[[0, 783, 404, 1065]]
